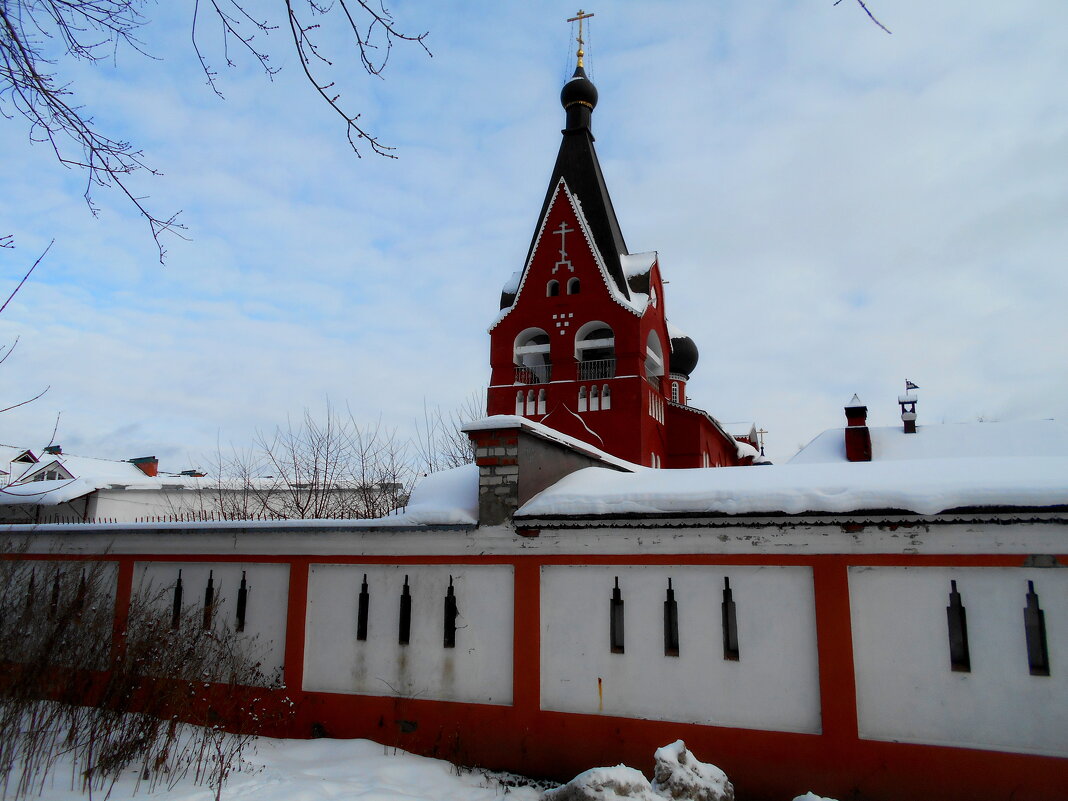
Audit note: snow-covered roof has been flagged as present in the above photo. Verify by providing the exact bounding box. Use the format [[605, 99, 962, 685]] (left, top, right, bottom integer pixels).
[[722, 422, 757, 438], [620, 251, 656, 278], [516, 456, 1068, 519], [0, 446, 205, 506], [789, 420, 1068, 464]]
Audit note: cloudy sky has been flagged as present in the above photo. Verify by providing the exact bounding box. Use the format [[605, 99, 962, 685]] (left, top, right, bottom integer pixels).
[[2, 0, 1066, 468]]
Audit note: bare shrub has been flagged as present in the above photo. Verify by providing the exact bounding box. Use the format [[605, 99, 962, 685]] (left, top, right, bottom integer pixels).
[[0, 546, 291, 801]]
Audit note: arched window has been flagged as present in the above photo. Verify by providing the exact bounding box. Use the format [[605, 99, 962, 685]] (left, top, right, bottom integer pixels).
[[515, 391, 524, 416], [671, 382, 679, 403], [578, 386, 588, 413], [514, 328, 552, 384], [537, 388, 547, 415], [526, 390, 536, 416], [567, 277, 580, 295], [575, 321, 615, 381], [602, 385, 611, 410], [547, 280, 560, 297], [645, 331, 665, 384], [590, 385, 600, 412]]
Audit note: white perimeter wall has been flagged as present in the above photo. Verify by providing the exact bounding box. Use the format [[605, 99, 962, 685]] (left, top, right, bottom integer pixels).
[[134, 562, 290, 679], [540, 565, 821, 733], [850, 566, 1068, 757], [303, 564, 514, 705]]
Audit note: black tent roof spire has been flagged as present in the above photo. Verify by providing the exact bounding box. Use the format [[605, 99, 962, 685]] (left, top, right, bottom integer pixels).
[[521, 11, 631, 301]]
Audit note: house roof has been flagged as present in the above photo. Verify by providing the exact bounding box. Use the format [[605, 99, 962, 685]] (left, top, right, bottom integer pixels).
[[515, 456, 1068, 519], [515, 419, 1068, 519], [0, 446, 197, 506], [788, 419, 1068, 464]]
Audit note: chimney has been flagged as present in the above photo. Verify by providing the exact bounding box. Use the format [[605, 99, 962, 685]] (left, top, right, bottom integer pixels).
[[129, 456, 158, 477], [44, 445, 62, 455], [844, 394, 872, 462], [898, 392, 918, 434]]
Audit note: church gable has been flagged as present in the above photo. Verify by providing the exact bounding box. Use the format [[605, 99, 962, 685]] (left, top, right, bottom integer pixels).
[[491, 180, 646, 333]]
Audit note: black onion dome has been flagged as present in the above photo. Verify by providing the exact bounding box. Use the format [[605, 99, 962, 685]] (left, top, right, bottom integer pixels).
[[669, 327, 699, 378], [561, 65, 598, 112]]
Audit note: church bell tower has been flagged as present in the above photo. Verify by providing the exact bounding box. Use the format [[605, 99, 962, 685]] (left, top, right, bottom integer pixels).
[[486, 14, 747, 469]]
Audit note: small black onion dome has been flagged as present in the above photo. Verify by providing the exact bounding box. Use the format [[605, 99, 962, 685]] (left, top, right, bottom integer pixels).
[[669, 329, 700, 378], [560, 65, 598, 111]]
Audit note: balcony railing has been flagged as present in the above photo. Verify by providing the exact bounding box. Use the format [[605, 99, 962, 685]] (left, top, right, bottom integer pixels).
[[515, 364, 551, 385], [578, 358, 616, 381]]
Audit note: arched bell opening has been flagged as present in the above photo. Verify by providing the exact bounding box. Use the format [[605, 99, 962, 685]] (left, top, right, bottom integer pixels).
[[514, 328, 552, 384], [574, 321, 615, 381]]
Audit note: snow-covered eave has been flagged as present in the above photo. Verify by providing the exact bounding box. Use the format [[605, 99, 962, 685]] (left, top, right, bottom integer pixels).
[[0, 519, 478, 535], [463, 414, 638, 472], [490, 179, 647, 332], [515, 504, 1068, 526], [620, 251, 657, 279]]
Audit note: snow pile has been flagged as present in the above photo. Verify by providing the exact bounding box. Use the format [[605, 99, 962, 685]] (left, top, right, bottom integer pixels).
[[543, 765, 662, 801], [399, 463, 479, 525], [517, 457, 1068, 518], [792, 794, 838, 801], [544, 741, 732, 801], [652, 740, 733, 801]]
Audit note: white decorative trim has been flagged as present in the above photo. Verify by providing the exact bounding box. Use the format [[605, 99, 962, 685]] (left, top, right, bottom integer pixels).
[[489, 179, 647, 332]]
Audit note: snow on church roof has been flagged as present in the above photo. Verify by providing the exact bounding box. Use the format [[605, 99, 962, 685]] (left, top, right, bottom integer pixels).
[[620, 251, 657, 278]]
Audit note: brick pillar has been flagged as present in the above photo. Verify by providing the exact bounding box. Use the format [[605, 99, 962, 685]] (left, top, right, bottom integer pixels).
[[470, 430, 521, 526]]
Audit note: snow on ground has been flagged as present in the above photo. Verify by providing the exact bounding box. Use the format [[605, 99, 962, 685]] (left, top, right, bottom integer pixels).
[[24, 734, 844, 801], [30, 736, 544, 801]]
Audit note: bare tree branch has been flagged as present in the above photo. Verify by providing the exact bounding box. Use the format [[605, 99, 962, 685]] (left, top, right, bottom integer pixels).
[[1, 240, 52, 412], [834, 0, 891, 34], [0, 238, 51, 315], [0, 3, 187, 262], [1, 1, 431, 259]]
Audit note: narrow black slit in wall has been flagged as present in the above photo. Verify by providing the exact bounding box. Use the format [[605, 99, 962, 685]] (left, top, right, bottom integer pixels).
[[610, 577, 625, 654], [356, 574, 369, 641], [946, 580, 970, 672], [49, 571, 61, 619], [203, 571, 215, 630], [444, 576, 458, 649], [664, 578, 679, 657], [74, 570, 86, 619], [722, 577, 739, 661], [172, 570, 184, 628], [236, 571, 248, 633], [25, 569, 35, 615], [399, 575, 412, 645], [1024, 580, 1050, 677]]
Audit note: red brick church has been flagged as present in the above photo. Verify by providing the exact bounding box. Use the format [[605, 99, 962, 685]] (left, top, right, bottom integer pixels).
[[486, 46, 754, 469]]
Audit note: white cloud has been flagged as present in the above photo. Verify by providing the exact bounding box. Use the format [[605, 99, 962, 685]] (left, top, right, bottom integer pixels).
[[2, 0, 1066, 468]]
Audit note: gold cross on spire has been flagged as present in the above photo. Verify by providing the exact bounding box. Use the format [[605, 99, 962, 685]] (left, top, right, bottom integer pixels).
[[567, 9, 595, 68]]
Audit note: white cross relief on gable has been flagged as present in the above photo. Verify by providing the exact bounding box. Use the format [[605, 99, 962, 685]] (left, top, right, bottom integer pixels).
[[551, 221, 576, 275]]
